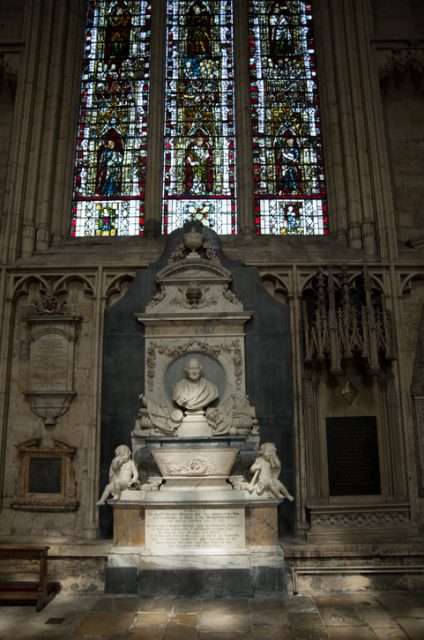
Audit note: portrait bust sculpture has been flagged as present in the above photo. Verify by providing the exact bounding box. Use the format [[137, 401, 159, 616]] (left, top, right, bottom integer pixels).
[[173, 356, 219, 436], [173, 357, 218, 412]]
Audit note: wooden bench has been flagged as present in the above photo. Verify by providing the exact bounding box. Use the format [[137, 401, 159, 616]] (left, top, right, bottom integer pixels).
[[0, 544, 59, 611]]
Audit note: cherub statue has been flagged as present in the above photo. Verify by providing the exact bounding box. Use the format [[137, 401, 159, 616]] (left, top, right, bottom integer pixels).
[[96, 444, 139, 505], [248, 442, 294, 501]]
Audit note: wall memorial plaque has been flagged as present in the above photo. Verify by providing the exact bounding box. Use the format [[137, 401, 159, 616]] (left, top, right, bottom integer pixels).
[[145, 508, 245, 552], [326, 416, 381, 495], [28, 457, 62, 494], [12, 438, 78, 511]]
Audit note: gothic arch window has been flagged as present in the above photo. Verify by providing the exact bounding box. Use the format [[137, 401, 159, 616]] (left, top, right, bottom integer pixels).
[[70, 0, 327, 237]]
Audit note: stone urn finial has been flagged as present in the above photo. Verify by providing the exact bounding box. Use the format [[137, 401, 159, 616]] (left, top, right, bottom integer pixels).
[[183, 227, 203, 256]]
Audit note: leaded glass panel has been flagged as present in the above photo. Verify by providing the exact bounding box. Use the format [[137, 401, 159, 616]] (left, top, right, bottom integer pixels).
[[71, 0, 151, 237], [249, 0, 328, 235], [162, 0, 237, 234]]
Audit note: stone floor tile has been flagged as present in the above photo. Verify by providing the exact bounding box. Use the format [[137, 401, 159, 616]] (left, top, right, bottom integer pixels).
[[3, 636, 75, 640], [253, 627, 296, 640], [346, 594, 381, 606], [133, 611, 171, 627], [126, 629, 165, 640], [372, 627, 409, 639], [326, 627, 377, 640], [199, 611, 251, 633], [170, 612, 198, 626], [377, 593, 424, 618], [250, 608, 289, 626], [396, 617, 424, 640], [280, 595, 318, 612], [91, 596, 143, 611], [361, 606, 403, 629], [163, 626, 198, 640], [71, 636, 128, 640], [288, 611, 324, 626], [289, 627, 329, 640], [313, 595, 360, 608], [71, 611, 136, 636], [249, 596, 285, 611], [252, 625, 294, 639], [172, 599, 202, 614], [198, 633, 255, 640], [201, 599, 251, 613], [319, 606, 365, 626], [45, 595, 100, 615], [138, 598, 176, 612]]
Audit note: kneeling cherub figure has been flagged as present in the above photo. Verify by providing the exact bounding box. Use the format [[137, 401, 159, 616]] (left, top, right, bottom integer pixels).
[[97, 444, 139, 505], [248, 442, 294, 501]]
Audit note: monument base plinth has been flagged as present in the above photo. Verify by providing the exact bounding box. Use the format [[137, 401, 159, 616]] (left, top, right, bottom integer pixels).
[[106, 499, 287, 595], [105, 547, 286, 596]]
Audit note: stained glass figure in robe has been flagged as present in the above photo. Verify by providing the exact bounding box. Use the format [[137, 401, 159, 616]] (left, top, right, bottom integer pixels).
[[162, 0, 237, 234]]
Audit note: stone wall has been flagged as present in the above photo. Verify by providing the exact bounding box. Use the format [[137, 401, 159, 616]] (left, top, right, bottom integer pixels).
[[0, 0, 423, 545]]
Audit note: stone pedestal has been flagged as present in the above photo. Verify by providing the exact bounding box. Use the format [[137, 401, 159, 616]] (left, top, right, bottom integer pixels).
[[106, 497, 286, 596]]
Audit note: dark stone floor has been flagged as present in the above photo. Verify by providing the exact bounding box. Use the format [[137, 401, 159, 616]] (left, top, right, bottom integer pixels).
[[1, 591, 424, 639]]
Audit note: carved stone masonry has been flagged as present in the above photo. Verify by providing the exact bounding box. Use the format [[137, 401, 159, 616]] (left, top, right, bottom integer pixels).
[[302, 267, 394, 374]]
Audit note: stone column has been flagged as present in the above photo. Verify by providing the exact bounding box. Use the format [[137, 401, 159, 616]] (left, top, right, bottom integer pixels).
[[143, 0, 166, 237], [0, 0, 84, 256], [49, 0, 85, 243], [34, 1, 79, 251], [0, 267, 10, 509], [315, 0, 397, 257], [287, 268, 309, 534], [234, 0, 255, 236], [1, 0, 44, 260]]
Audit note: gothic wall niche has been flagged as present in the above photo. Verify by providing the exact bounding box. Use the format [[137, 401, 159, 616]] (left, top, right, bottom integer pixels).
[[301, 267, 413, 540]]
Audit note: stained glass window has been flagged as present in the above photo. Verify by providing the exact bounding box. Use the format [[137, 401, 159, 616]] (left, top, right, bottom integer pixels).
[[162, 0, 237, 235], [249, 0, 328, 235], [71, 0, 151, 237], [71, 1, 327, 238]]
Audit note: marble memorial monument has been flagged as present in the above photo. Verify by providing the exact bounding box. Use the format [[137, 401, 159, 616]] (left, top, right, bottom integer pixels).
[[99, 226, 293, 596]]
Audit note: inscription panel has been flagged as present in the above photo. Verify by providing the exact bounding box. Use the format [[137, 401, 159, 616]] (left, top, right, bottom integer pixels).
[[326, 416, 381, 496], [145, 508, 245, 552], [28, 457, 62, 494], [29, 335, 69, 389]]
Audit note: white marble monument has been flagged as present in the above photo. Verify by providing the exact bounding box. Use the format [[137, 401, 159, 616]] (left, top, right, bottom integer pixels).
[[102, 227, 293, 595]]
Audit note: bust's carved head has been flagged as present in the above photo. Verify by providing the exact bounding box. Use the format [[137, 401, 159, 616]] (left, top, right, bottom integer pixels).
[[184, 357, 202, 382]]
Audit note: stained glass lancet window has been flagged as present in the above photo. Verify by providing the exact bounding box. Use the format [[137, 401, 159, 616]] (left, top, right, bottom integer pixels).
[[249, 0, 328, 235], [71, 0, 151, 237], [162, 0, 237, 235]]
